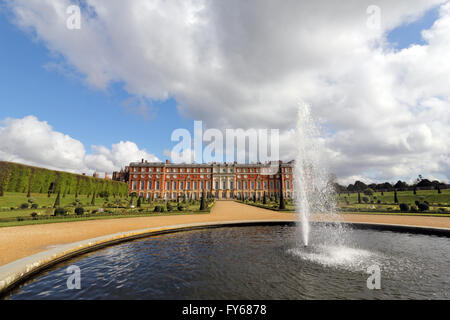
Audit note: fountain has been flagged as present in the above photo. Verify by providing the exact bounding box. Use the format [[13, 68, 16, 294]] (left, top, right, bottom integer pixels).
[[294, 102, 341, 247]]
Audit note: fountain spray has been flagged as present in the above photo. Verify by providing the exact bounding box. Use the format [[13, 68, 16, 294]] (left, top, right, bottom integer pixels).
[[294, 102, 341, 247]]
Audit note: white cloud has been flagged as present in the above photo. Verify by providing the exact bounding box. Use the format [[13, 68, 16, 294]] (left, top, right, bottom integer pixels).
[[0, 116, 159, 174], [5, 0, 450, 183]]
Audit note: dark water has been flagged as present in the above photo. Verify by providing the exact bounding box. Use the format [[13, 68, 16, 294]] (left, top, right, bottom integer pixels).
[[6, 225, 450, 300]]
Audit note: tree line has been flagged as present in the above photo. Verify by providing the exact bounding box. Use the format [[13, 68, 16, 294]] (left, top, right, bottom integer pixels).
[[335, 176, 447, 193]]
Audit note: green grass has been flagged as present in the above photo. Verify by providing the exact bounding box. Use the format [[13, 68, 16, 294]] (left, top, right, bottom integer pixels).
[[338, 189, 450, 206], [0, 192, 215, 227], [0, 210, 211, 228], [237, 189, 450, 216]]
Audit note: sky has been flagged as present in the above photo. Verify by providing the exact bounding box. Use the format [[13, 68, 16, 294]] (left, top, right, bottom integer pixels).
[[0, 0, 449, 185]]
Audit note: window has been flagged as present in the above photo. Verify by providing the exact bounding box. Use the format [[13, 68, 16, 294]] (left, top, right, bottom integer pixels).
[[180, 181, 184, 190], [238, 181, 242, 189], [173, 181, 177, 189], [257, 181, 261, 189], [251, 181, 254, 189], [264, 181, 267, 189], [207, 181, 210, 190], [244, 181, 248, 189], [148, 181, 152, 190], [270, 181, 274, 189], [166, 182, 170, 190], [140, 181, 145, 190], [200, 181, 204, 190], [222, 181, 226, 189], [194, 181, 198, 190], [132, 181, 137, 190], [156, 181, 160, 190], [215, 181, 219, 189], [286, 181, 290, 189], [230, 182, 234, 189], [187, 181, 191, 190]]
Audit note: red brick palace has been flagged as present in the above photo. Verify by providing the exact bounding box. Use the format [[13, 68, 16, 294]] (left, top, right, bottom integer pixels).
[[113, 160, 294, 200]]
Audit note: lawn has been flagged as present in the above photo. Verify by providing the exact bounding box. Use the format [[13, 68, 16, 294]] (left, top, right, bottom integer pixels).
[[338, 189, 450, 214], [0, 192, 215, 227], [239, 189, 450, 216]]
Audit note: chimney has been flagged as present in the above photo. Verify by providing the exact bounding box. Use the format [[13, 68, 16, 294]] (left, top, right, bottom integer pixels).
[[166, 159, 171, 164], [141, 158, 144, 163]]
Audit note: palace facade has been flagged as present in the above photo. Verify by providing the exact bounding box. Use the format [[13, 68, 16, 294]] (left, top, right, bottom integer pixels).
[[113, 159, 294, 200]]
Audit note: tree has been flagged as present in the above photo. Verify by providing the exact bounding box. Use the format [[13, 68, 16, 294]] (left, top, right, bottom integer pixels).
[[363, 188, 374, 196], [91, 191, 96, 205], [394, 189, 398, 203], [200, 190, 206, 211], [413, 187, 417, 195], [53, 191, 61, 208], [279, 192, 286, 210], [437, 185, 442, 194], [358, 191, 361, 204], [263, 191, 267, 205], [137, 196, 142, 208]]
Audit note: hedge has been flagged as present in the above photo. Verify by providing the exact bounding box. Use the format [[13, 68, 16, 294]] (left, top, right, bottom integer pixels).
[[0, 161, 128, 197]]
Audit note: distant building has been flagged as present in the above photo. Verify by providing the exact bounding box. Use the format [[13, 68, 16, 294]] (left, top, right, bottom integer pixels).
[[113, 159, 294, 200]]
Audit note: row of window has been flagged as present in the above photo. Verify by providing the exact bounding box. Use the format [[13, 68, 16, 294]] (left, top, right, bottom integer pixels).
[[132, 166, 293, 174], [137, 191, 293, 200], [132, 180, 292, 191]]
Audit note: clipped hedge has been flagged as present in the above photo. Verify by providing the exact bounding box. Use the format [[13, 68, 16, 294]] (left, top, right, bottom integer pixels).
[[0, 161, 127, 197]]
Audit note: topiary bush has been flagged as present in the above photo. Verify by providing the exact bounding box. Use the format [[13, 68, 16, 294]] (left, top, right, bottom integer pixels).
[[399, 203, 409, 212], [74, 207, 85, 215], [20, 203, 29, 209], [31, 203, 39, 209], [417, 202, 429, 212], [54, 207, 67, 216]]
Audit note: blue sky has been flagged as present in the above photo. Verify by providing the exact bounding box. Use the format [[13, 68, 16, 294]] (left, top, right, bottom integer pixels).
[[0, 11, 193, 161], [0, 6, 438, 158], [0, 1, 448, 183]]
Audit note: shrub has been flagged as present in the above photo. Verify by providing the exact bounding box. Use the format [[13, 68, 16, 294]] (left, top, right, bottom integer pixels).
[[54, 207, 67, 216], [167, 203, 173, 212], [410, 206, 418, 212], [30, 212, 38, 220], [177, 204, 184, 211], [31, 203, 39, 209], [377, 200, 381, 204], [74, 207, 85, 215], [399, 203, 409, 212], [438, 208, 447, 213], [362, 196, 369, 203], [20, 203, 29, 209], [417, 202, 429, 212], [154, 205, 162, 212], [17, 216, 24, 222]]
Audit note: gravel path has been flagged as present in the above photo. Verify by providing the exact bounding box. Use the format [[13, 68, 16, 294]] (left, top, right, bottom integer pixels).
[[1, 201, 449, 266]]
